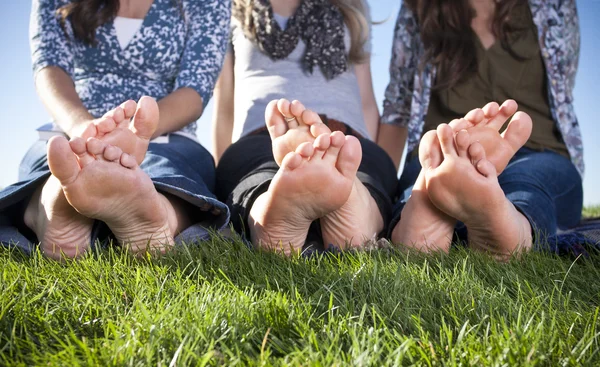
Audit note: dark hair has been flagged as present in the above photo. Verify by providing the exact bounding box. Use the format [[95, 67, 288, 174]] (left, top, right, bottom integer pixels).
[[405, 0, 526, 90], [57, 0, 184, 46], [57, 0, 120, 45]]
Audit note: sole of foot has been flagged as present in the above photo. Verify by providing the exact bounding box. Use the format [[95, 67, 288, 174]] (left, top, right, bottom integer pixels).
[[47, 136, 175, 255], [249, 132, 361, 255], [425, 124, 532, 259], [266, 98, 331, 166], [23, 174, 94, 260], [391, 130, 456, 252]]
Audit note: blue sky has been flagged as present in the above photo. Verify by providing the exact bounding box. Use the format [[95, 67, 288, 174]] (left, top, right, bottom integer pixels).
[[0, 1, 598, 205]]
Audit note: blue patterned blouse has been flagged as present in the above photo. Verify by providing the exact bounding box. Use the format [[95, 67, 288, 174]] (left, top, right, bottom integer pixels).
[[30, 0, 231, 136], [381, 0, 584, 176]]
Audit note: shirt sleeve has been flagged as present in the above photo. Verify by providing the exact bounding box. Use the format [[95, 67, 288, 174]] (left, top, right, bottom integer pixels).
[[29, 0, 74, 77], [380, 4, 420, 127], [174, 0, 232, 109]]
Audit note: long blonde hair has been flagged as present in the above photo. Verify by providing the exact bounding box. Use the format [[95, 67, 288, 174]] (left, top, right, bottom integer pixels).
[[233, 0, 370, 63]]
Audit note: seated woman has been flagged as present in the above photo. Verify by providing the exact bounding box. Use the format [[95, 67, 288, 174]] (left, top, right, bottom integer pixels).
[[212, 0, 398, 254], [379, 0, 583, 257], [0, 0, 231, 259]]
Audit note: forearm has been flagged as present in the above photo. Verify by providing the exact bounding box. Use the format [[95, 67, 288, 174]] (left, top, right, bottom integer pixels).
[[363, 103, 380, 140], [377, 124, 408, 172], [35, 66, 94, 138], [212, 115, 233, 163], [154, 88, 204, 139]]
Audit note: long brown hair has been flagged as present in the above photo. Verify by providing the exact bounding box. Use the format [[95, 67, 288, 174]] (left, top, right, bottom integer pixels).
[[405, 0, 526, 89], [57, 0, 120, 45], [233, 0, 370, 64], [57, 0, 184, 46]]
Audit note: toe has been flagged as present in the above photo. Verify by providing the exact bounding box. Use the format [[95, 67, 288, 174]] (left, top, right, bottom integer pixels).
[[95, 116, 117, 135], [281, 151, 304, 171], [419, 130, 442, 170], [290, 100, 306, 126], [476, 158, 498, 178], [103, 144, 123, 162], [336, 135, 361, 179], [104, 106, 125, 123], [86, 137, 106, 157], [455, 130, 470, 157], [120, 100, 137, 119], [322, 131, 345, 164], [468, 141, 486, 165], [69, 137, 95, 167], [131, 96, 159, 140], [501, 111, 533, 152], [120, 152, 138, 169], [463, 108, 485, 127], [313, 133, 331, 156], [481, 101, 500, 119], [437, 124, 457, 157], [266, 99, 288, 139], [487, 100, 517, 131], [47, 136, 81, 185], [295, 141, 314, 158], [301, 109, 331, 137]]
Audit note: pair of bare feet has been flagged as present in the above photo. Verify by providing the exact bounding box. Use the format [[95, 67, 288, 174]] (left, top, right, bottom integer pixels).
[[23, 97, 177, 260], [249, 99, 384, 255], [392, 100, 534, 258]]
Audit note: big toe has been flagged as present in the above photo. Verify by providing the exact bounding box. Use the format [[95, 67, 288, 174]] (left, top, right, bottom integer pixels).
[[265, 99, 288, 139], [502, 111, 533, 152], [47, 136, 80, 185], [419, 130, 442, 170], [131, 96, 159, 140], [336, 135, 361, 179]]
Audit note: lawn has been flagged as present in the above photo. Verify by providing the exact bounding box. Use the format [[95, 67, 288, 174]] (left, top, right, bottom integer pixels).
[[1, 224, 599, 365]]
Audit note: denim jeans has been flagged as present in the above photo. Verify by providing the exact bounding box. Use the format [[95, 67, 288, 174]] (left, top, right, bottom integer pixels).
[[0, 135, 230, 252], [392, 147, 583, 241]]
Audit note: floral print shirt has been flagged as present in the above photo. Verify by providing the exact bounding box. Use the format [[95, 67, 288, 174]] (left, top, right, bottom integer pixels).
[[381, 0, 584, 176], [30, 0, 231, 136]]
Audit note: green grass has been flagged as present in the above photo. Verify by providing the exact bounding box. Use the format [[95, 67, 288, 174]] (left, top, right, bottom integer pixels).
[[583, 205, 600, 218], [1, 234, 599, 366]]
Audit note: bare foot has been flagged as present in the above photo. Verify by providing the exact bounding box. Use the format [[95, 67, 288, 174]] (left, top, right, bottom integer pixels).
[[249, 132, 361, 255], [93, 96, 159, 164], [391, 100, 533, 252], [391, 130, 455, 252], [23, 174, 94, 260], [449, 100, 532, 173], [266, 99, 331, 166], [425, 125, 532, 258], [318, 135, 383, 249], [47, 136, 175, 255]]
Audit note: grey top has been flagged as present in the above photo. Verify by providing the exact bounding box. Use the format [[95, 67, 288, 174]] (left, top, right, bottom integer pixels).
[[229, 6, 372, 141]]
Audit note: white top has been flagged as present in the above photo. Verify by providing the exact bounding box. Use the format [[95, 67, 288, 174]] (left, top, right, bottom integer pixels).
[[113, 16, 144, 49]]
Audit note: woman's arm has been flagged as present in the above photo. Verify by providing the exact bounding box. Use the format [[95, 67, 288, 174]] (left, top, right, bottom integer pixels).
[[355, 61, 379, 140], [211, 52, 235, 163], [30, 0, 98, 138], [378, 4, 419, 171], [158, 0, 232, 137], [35, 67, 97, 139], [377, 124, 407, 170]]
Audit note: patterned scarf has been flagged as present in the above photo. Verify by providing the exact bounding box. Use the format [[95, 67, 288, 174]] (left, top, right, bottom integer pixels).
[[248, 0, 348, 80]]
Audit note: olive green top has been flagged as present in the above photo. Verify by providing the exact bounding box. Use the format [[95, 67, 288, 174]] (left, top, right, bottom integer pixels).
[[420, 4, 569, 159]]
